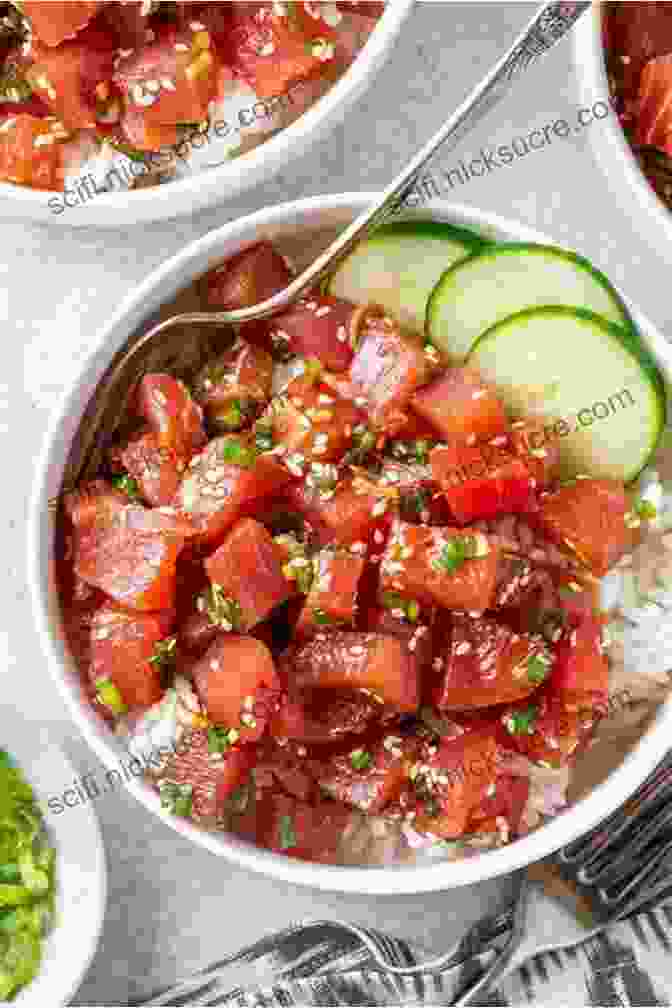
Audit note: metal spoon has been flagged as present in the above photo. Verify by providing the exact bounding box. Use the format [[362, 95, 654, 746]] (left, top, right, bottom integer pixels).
[[63, 1, 590, 492]]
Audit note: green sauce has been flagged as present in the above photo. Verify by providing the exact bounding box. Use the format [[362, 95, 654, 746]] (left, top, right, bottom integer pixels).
[[0, 749, 55, 1000]]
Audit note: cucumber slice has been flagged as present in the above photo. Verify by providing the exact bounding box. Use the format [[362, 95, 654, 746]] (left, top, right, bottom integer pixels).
[[328, 220, 482, 332], [468, 306, 666, 483], [427, 243, 632, 360]]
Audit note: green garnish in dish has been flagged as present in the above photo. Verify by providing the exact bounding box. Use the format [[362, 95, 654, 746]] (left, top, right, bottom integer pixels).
[[0, 749, 56, 1000], [350, 749, 372, 772], [278, 814, 297, 851], [111, 472, 141, 500]]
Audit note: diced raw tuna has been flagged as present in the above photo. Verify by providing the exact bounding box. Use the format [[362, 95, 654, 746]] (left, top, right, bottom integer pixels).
[[267, 295, 356, 372], [192, 633, 280, 742], [204, 517, 291, 629], [194, 340, 273, 433], [434, 614, 553, 711], [24, 2, 101, 47], [319, 733, 420, 813], [538, 478, 637, 576], [90, 603, 171, 709], [412, 366, 508, 443], [174, 435, 291, 544], [349, 307, 436, 429], [431, 440, 536, 524], [66, 480, 196, 611], [296, 546, 365, 635], [288, 629, 419, 712], [379, 520, 500, 613], [136, 374, 206, 461], [499, 688, 596, 768]]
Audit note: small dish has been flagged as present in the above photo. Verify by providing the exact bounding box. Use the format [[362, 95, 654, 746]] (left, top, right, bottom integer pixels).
[[0, 710, 107, 1006]]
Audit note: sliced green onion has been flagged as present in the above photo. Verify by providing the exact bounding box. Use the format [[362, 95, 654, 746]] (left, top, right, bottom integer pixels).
[[350, 749, 372, 771], [278, 814, 297, 850], [149, 636, 178, 668], [312, 607, 333, 625], [207, 725, 239, 754], [159, 781, 193, 818], [94, 677, 128, 716], [434, 535, 479, 574], [254, 420, 275, 453], [218, 436, 256, 468], [504, 705, 538, 736], [204, 584, 243, 631], [111, 473, 141, 500], [526, 654, 550, 685], [635, 497, 657, 521]]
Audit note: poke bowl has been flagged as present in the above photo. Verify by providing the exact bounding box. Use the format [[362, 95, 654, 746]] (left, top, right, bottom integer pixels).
[[28, 193, 672, 894], [573, 2, 672, 244], [0, 2, 410, 227], [0, 710, 106, 1006]]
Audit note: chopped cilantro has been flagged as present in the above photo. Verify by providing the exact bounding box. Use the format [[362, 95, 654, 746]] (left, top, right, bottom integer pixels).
[[526, 653, 550, 684], [278, 814, 297, 850], [94, 677, 127, 716], [112, 473, 141, 500], [505, 705, 538, 736], [350, 749, 372, 771]]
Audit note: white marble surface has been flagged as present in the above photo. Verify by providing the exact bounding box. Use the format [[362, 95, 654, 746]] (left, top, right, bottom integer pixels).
[[5, 3, 672, 1004]]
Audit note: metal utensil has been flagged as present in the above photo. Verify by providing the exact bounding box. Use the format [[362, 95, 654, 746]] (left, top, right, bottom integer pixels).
[[64, 1, 590, 492], [133, 747, 672, 1005]]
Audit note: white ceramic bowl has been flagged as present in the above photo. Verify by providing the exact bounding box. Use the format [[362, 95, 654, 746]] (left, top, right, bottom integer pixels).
[[28, 193, 672, 895], [573, 2, 672, 245], [0, 711, 107, 1006], [0, 3, 411, 228]]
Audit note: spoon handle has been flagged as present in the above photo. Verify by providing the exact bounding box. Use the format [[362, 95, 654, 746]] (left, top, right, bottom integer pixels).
[[192, 0, 591, 328]]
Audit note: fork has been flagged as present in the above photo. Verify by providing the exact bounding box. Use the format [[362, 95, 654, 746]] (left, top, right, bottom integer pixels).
[[65, 1, 591, 491], [134, 749, 672, 1006]]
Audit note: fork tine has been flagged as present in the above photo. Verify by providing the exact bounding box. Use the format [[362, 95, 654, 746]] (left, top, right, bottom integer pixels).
[[580, 802, 672, 887], [556, 749, 672, 922]]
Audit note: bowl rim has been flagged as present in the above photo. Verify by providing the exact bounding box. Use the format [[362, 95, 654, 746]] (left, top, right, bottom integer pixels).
[[572, 1, 672, 242], [1, 712, 107, 1007], [28, 191, 672, 895], [0, 1, 412, 225]]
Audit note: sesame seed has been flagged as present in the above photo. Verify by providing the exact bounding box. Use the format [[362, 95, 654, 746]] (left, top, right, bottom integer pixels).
[[315, 306, 331, 318], [472, 389, 487, 399], [336, 325, 348, 343]]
